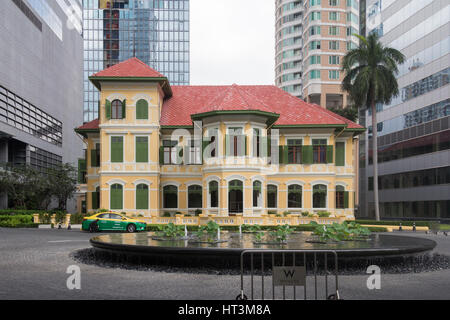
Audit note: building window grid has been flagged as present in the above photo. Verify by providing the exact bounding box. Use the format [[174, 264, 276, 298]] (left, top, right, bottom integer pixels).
[[0, 86, 63, 147]]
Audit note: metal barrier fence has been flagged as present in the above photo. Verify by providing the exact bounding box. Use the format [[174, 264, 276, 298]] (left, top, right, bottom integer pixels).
[[236, 250, 340, 300]]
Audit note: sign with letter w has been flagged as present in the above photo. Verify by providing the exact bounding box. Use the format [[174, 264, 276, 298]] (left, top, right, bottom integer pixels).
[[273, 266, 306, 286]]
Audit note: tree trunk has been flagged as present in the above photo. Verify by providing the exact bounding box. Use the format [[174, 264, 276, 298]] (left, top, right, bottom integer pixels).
[[371, 100, 380, 221]]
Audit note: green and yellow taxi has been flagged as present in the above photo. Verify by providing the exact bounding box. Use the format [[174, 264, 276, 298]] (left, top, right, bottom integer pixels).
[[82, 212, 147, 233]]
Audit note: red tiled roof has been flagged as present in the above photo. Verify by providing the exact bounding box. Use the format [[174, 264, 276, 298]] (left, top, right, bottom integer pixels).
[[78, 84, 363, 130], [80, 58, 363, 131], [160, 85, 364, 129], [75, 86, 364, 130], [76, 119, 99, 130], [90, 57, 166, 78]]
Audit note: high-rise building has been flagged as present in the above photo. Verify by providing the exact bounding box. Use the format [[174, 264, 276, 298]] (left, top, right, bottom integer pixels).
[[359, 0, 450, 220], [82, 0, 190, 123], [275, 0, 360, 108], [0, 0, 84, 208]]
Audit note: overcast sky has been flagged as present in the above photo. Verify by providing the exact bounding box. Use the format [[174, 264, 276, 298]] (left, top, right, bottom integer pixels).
[[190, 0, 275, 85]]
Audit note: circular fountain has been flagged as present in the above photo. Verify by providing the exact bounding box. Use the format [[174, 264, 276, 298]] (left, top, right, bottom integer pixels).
[[89, 231, 436, 268]]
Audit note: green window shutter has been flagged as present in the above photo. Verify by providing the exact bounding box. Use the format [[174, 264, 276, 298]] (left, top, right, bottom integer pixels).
[[105, 100, 111, 120], [77, 159, 86, 183], [302, 146, 313, 164], [225, 135, 230, 156], [136, 137, 148, 163], [136, 185, 149, 210], [110, 185, 123, 210], [159, 146, 164, 165], [90, 149, 98, 167], [283, 146, 289, 164], [266, 136, 271, 157], [91, 192, 99, 210], [326, 145, 334, 163], [122, 99, 126, 119], [111, 137, 123, 163], [136, 100, 148, 120], [336, 142, 345, 166], [344, 191, 349, 208]]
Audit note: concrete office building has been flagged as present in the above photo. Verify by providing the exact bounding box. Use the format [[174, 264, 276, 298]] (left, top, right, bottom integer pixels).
[[275, 0, 360, 108], [82, 0, 190, 123], [359, 0, 450, 220], [0, 0, 84, 209]]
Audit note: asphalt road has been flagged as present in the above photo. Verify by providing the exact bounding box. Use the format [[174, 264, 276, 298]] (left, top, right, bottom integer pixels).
[[0, 228, 449, 300]]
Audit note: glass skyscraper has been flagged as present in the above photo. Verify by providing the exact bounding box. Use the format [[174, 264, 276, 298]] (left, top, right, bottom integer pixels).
[[359, 0, 450, 220], [83, 0, 190, 122]]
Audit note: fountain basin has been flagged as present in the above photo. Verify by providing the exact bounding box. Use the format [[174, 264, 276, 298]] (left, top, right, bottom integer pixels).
[[90, 232, 436, 261]]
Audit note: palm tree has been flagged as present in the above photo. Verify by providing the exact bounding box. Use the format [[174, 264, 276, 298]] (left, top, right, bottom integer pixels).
[[342, 33, 405, 221]]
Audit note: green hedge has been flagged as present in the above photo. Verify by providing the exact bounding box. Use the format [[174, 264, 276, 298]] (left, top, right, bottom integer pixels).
[[0, 222, 39, 228], [354, 219, 431, 227], [70, 213, 87, 224], [0, 210, 46, 216], [0, 215, 37, 228], [0, 215, 33, 224]]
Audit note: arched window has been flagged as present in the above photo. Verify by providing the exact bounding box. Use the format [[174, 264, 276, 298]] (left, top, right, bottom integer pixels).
[[253, 181, 262, 207], [111, 100, 123, 119], [313, 184, 327, 208], [229, 180, 243, 214], [188, 185, 202, 208], [267, 184, 277, 208], [136, 184, 149, 210], [209, 181, 219, 208], [163, 185, 178, 209], [288, 184, 302, 208], [110, 184, 123, 210], [136, 99, 148, 120]]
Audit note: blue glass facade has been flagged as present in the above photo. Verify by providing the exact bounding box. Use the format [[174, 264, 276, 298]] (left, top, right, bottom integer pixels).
[[83, 0, 190, 122]]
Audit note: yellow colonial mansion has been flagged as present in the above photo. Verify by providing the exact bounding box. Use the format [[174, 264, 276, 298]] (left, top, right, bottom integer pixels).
[[75, 58, 364, 221]]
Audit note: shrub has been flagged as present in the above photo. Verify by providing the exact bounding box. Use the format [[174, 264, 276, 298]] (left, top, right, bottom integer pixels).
[[156, 223, 185, 238], [283, 211, 290, 217], [53, 211, 67, 224], [162, 212, 172, 217], [312, 221, 371, 242], [268, 211, 277, 215], [38, 212, 51, 224], [0, 215, 35, 228], [195, 209, 202, 216], [242, 224, 262, 233], [317, 211, 331, 218], [269, 225, 293, 243], [70, 213, 86, 224], [0, 210, 46, 216], [301, 211, 309, 217]]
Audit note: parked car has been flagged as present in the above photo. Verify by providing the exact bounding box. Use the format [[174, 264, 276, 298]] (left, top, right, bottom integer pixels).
[[82, 212, 146, 233]]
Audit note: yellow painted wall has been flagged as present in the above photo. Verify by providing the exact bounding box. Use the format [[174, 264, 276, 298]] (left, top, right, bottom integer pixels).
[[79, 80, 358, 220]]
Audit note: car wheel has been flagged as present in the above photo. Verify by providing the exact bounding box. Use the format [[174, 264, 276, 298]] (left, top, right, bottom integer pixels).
[[89, 222, 99, 233], [127, 224, 136, 233]]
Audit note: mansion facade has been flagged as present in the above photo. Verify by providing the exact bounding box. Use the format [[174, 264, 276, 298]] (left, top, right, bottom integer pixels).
[[75, 58, 364, 219]]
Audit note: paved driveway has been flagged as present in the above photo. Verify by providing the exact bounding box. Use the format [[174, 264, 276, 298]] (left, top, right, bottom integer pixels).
[[0, 228, 449, 300]]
